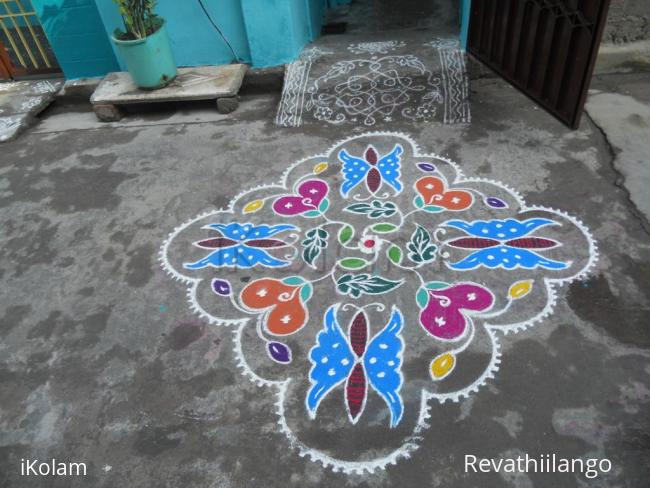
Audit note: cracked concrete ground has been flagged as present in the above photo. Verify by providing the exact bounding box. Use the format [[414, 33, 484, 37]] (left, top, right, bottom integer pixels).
[[585, 83, 650, 234], [1, 25, 650, 488], [0, 80, 63, 143]]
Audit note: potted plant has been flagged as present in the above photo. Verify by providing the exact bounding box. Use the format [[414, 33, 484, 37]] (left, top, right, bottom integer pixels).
[[112, 1, 177, 89]]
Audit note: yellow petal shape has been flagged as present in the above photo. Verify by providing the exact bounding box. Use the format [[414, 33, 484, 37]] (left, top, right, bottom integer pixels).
[[430, 353, 455, 380], [243, 199, 264, 214], [313, 162, 328, 174], [509, 280, 534, 300]]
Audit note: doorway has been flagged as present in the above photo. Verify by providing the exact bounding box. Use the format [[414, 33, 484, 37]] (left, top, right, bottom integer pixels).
[[277, 0, 470, 127], [466, 0, 612, 128], [333, 0, 461, 39], [0, 0, 60, 80]]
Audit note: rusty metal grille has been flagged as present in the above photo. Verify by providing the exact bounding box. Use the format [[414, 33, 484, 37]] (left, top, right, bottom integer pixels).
[[468, 0, 612, 128], [0, 0, 59, 78]]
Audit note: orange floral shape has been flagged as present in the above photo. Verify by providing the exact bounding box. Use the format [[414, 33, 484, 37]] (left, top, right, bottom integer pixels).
[[415, 176, 473, 211], [241, 278, 308, 335]]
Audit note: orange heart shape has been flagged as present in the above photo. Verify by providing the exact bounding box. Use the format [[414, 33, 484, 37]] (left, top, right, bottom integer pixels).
[[241, 278, 307, 335], [415, 177, 473, 211]]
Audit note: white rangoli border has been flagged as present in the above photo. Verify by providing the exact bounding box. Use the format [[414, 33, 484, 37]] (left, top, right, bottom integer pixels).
[[276, 39, 471, 127], [160, 131, 599, 474]]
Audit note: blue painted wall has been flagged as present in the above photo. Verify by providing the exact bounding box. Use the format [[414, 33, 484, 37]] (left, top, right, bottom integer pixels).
[[31, 0, 119, 79], [460, 0, 471, 49], [291, 0, 311, 48], [33, 0, 327, 79], [241, 0, 310, 68], [33, 0, 467, 80]]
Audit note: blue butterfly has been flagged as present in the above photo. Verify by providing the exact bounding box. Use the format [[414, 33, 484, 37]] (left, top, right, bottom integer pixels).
[[306, 305, 404, 427], [444, 218, 557, 240], [443, 218, 568, 270], [338, 144, 403, 197], [184, 223, 297, 270]]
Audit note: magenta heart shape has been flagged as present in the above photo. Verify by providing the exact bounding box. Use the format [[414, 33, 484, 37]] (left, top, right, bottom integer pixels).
[[273, 179, 329, 216], [420, 283, 494, 340]]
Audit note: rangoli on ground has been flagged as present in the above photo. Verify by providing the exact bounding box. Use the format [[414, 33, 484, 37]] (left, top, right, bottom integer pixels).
[[276, 39, 470, 127], [161, 132, 597, 473]]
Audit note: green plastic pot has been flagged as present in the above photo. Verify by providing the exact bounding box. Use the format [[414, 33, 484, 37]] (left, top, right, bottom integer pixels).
[[112, 21, 177, 90]]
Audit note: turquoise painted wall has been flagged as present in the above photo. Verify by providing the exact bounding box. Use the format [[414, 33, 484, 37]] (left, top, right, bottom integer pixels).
[[33, 0, 328, 79], [241, 0, 308, 67], [290, 0, 311, 52], [460, 0, 471, 49], [31, 0, 119, 79], [95, 0, 322, 72], [32, 0, 467, 80]]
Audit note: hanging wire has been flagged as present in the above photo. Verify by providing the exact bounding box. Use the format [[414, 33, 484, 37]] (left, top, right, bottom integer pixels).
[[196, 0, 244, 63]]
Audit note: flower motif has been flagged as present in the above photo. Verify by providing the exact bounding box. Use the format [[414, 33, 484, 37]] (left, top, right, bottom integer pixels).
[[273, 179, 330, 217], [414, 176, 473, 211], [240, 278, 310, 336], [358, 234, 380, 254], [418, 283, 494, 340], [414, 104, 436, 118], [313, 105, 333, 121], [347, 40, 406, 55]]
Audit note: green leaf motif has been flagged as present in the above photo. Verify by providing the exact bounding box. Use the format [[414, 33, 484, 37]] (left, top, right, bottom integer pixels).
[[425, 281, 449, 290], [282, 276, 305, 286], [300, 283, 313, 302], [407, 225, 438, 264], [319, 198, 330, 213], [338, 225, 354, 244], [371, 223, 398, 234], [417, 282, 450, 307], [416, 288, 429, 308], [336, 274, 403, 298], [414, 196, 444, 213], [344, 200, 397, 219], [301, 227, 328, 267], [388, 245, 402, 264], [339, 257, 368, 270]]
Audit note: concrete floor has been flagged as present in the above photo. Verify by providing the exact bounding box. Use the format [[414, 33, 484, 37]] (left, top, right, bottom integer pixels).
[[1, 66, 648, 487], [0, 80, 62, 142], [1, 1, 649, 487]]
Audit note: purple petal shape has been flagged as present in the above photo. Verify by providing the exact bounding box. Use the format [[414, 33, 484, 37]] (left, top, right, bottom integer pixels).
[[211, 279, 231, 296], [268, 342, 292, 364], [486, 196, 508, 209], [417, 162, 436, 172]]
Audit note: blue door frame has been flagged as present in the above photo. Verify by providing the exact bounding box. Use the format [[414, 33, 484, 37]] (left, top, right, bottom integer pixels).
[[460, 0, 471, 49]]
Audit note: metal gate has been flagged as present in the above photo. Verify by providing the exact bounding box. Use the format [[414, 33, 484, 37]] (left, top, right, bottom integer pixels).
[[0, 0, 59, 80], [468, 0, 612, 129]]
